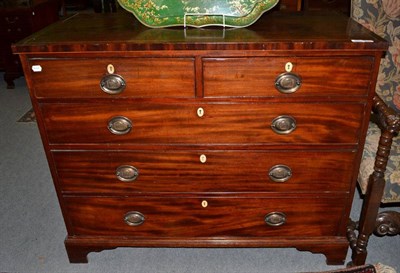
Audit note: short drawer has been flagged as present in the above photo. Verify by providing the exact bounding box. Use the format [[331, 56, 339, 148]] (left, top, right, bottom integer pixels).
[[65, 196, 346, 237], [41, 102, 365, 145], [54, 150, 357, 194], [203, 57, 373, 97], [28, 58, 195, 98]]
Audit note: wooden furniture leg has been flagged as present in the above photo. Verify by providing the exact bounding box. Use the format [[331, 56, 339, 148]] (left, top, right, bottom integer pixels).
[[348, 96, 400, 265]]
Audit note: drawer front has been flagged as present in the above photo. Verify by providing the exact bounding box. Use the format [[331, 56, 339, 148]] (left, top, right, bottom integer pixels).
[[65, 196, 346, 237], [203, 57, 373, 97], [28, 58, 195, 98], [54, 150, 356, 194], [41, 102, 365, 145]]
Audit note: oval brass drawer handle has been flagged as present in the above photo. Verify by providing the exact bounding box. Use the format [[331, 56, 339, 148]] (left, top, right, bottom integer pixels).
[[268, 165, 292, 183], [100, 74, 126, 94], [271, 115, 296, 135], [275, 72, 301, 94], [124, 211, 145, 226], [116, 165, 139, 182], [265, 212, 286, 227], [108, 116, 132, 135]]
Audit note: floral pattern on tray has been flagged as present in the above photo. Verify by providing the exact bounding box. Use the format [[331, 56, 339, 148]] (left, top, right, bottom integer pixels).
[[117, 0, 279, 28], [352, 0, 400, 203]]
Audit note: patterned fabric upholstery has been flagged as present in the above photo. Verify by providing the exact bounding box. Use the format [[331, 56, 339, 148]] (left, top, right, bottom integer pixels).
[[352, 0, 400, 203]]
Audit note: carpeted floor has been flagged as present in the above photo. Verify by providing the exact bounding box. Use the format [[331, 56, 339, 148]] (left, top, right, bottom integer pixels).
[[316, 264, 377, 273], [1, 74, 399, 272], [306, 264, 395, 273]]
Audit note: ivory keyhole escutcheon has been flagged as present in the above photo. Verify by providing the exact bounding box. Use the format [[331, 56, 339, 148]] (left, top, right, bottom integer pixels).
[[200, 154, 207, 163], [201, 200, 208, 208], [197, 107, 204, 117], [285, 62, 293, 72], [107, 64, 115, 74]]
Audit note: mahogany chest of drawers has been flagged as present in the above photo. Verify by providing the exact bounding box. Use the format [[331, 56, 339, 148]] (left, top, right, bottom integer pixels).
[[13, 11, 387, 264]]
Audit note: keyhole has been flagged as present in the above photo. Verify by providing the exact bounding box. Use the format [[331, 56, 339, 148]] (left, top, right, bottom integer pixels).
[[107, 64, 115, 74], [197, 107, 204, 117], [285, 62, 293, 72], [200, 154, 207, 163]]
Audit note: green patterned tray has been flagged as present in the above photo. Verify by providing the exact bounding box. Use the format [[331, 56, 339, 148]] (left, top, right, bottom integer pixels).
[[117, 0, 279, 28]]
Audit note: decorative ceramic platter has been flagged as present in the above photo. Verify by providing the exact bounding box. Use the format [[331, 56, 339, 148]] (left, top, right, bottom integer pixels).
[[117, 0, 279, 28]]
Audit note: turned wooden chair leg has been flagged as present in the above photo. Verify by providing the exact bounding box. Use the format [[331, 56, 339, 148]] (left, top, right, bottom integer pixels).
[[351, 176, 385, 265], [348, 95, 400, 265], [351, 130, 393, 265]]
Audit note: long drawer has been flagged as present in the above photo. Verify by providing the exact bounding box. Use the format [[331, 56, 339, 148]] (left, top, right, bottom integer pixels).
[[54, 150, 357, 194], [203, 57, 373, 97], [28, 58, 195, 98], [41, 102, 365, 145], [65, 196, 346, 237]]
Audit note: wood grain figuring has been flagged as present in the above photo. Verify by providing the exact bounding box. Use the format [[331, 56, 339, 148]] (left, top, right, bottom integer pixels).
[[54, 150, 357, 194], [13, 11, 387, 264], [65, 196, 346, 237], [41, 102, 365, 145], [29, 58, 195, 98], [203, 57, 373, 97]]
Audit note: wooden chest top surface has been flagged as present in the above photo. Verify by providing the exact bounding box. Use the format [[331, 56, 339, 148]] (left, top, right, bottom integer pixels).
[[12, 10, 387, 53]]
